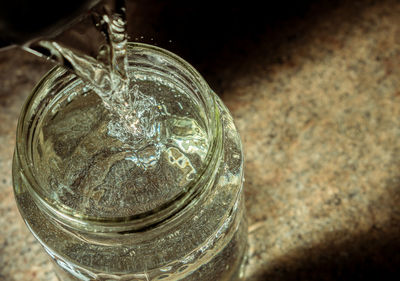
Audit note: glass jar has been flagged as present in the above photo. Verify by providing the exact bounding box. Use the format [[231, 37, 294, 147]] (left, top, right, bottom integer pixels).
[[13, 43, 247, 281]]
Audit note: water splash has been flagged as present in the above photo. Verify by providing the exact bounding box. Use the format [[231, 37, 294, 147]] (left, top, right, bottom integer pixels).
[[28, 11, 167, 167]]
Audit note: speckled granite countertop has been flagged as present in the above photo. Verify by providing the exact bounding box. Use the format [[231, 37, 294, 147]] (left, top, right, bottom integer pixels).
[[1, 0, 400, 280]]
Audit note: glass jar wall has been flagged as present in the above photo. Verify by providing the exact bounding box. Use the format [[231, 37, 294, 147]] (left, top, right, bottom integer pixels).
[[13, 43, 247, 281]]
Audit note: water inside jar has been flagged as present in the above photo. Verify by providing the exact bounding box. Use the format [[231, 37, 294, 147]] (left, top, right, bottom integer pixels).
[[27, 8, 212, 218]]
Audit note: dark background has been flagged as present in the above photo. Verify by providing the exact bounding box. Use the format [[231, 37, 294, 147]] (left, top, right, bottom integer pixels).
[[125, 0, 322, 91]]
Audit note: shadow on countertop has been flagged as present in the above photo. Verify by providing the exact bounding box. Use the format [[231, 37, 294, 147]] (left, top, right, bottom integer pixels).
[[251, 222, 400, 281], [126, 0, 369, 94], [246, 176, 400, 281]]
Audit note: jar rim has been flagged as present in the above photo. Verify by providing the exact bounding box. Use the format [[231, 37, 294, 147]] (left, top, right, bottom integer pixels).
[[15, 42, 223, 233]]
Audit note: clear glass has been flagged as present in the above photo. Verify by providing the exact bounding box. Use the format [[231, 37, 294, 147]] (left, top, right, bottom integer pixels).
[[13, 43, 247, 281]]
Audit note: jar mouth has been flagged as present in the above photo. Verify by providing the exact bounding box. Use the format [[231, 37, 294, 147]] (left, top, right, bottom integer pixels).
[[16, 43, 222, 232]]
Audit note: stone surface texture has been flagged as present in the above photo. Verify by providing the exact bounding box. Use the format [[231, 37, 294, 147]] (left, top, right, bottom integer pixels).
[[0, 0, 400, 280]]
